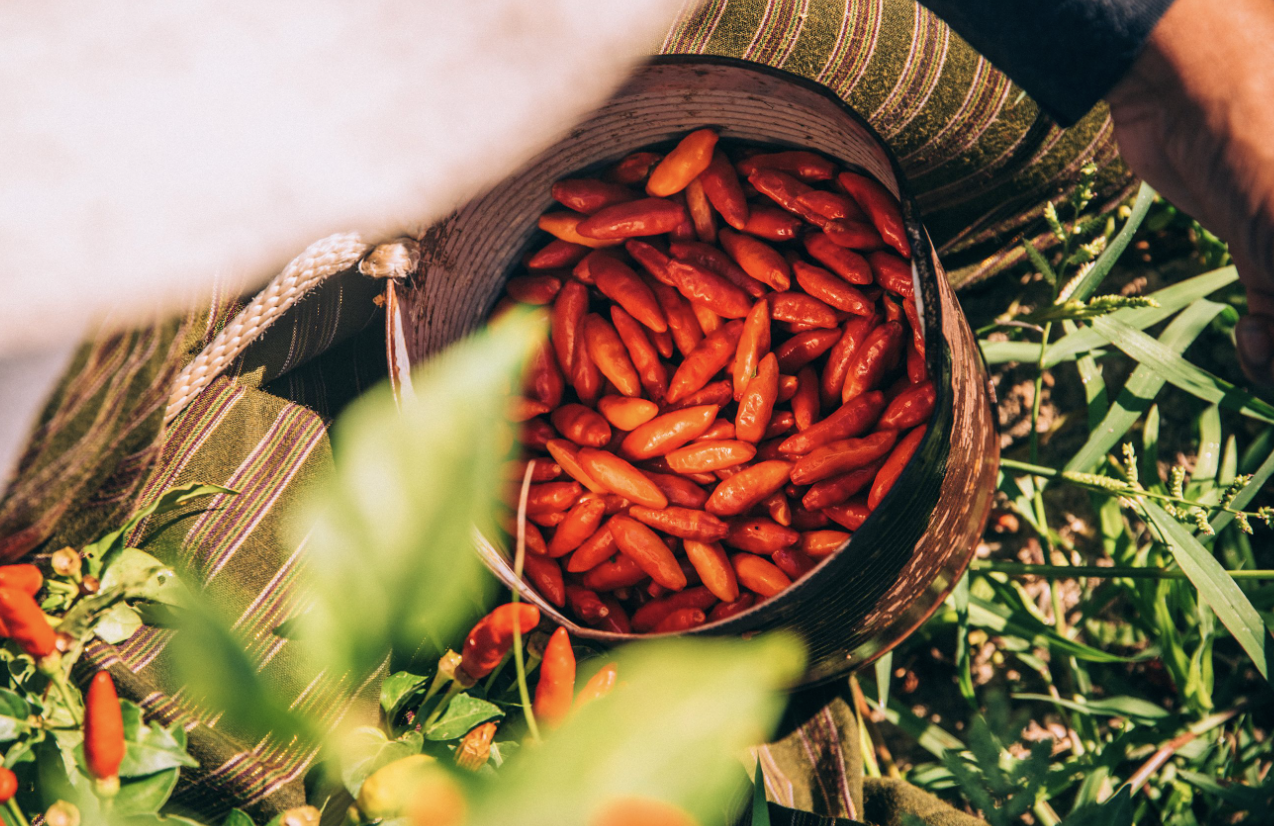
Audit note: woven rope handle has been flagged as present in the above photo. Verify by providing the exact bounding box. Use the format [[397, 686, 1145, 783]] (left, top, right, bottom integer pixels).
[[165, 232, 419, 424]]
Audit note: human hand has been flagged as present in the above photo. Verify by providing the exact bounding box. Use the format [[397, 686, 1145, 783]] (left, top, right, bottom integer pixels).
[[1105, 0, 1274, 387]]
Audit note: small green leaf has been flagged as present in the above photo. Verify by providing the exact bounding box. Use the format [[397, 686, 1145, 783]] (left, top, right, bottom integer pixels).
[[751, 759, 771, 826], [83, 483, 234, 577], [100, 547, 181, 603], [93, 602, 143, 644], [1144, 502, 1272, 680], [424, 693, 503, 741], [118, 719, 199, 776], [0, 689, 30, 742], [222, 810, 256, 826], [380, 671, 427, 715], [338, 726, 424, 797]]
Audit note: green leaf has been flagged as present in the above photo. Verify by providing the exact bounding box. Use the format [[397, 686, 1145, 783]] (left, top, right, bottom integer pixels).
[[953, 574, 974, 705], [94, 602, 143, 644], [968, 597, 1137, 664], [83, 483, 234, 577], [980, 266, 1238, 365], [1090, 315, 1274, 425], [100, 547, 182, 603], [118, 718, 199, 777], [868, 695, 964, 758], [221, 810, 256, 826], [296, 311, 544, 681], [0, 689, 30, 742], [751, 760, 771, 826], [113, 767, 181, 816], [338, 726, 424, 798], [380, 671, 427, 716], [1067, 183, 1155, 303], [1062, 783, 1132, 826], [1065, 300, 1226, 473], [469, 634, 803, 826], [1143, 502, 1272, 680], [1010, 693, 1170, 724], [873, 650, 892, 713], [424, 693, 503, 741]]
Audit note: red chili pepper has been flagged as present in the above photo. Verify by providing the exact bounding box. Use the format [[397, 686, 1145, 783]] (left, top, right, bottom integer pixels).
[[533, 627, 576, 728], [459, 603, 542, 679], [84, 672, 126, 786], [0, 587, 56, 658], [0, 766, 15, 803], [574, 662, 619, 710], [0, 564, 43, 596]]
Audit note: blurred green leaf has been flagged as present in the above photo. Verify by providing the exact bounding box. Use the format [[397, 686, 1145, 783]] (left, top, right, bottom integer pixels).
[[1010, 693, 1170, 724], [1062, 783, 1132, 826], [1065, 300, 1226, 473], [297, 311, 543, 681], [1144, 503, 1271, 680], [424, 694, 502, 741], [469, 635, 803, 826], [338, 726, 424, 798]]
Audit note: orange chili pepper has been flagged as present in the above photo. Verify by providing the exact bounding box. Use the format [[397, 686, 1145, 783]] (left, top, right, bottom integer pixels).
[[841, 321, 905, 403], [704, 460, 793, 517], [566, 518, 620, 573], [837, 171, 910, 258], [544, 440, 605, 493], [526, 239, 589, 272], [646, 129, 719, 197], [653, 607, 707, 633], [763, 491, 793, 526], [868, 250, 915, 299], [581, 555, 647, 592], [796, 190, 865, 222], [520, 481, 582, 514], [565, 586, 611, 624], [649, 279, 704, 358], [731, 554, 792, 598], [0, 564, 43, 597], [821, 315, 879, 405], [606, 151, 662, 185], [708, 593, 755, 621], [665, 321, 744, 404], [737, 150, 836, 182], [869, 426, 927, 509], [625, 238, 675, 285], [547, 498, 607, 558], [534, 627, 576, 727], [577, 449, 668, 509], [822, 219, 885, 250], [509, 397, 551, 423], [684, 177, 717, 243], [610, 306, 670, 403], [84, 672, 125, 791], [0, 767, 15, 804], [669, 240, 767, 298], [778, 391, 886, 456], [800, 460, 884, 511], [665, 259, 753, 319], [609, 515, 687, 590], [774, 328, 842, 373], [824, 497, 872, 531], [583, 314, 643, 397], [879, 380, 936, 430], [791, 366, 821, 432], [523, 554, 566, 607], [766, 292, 840, 329], [800, 530, 852, 558], [790, 430, 898, 486], [597, 395, 659, 430], [588, 254, 667, 333], [732, 299, 771, 401], [551, 404, 612, 448], [627, 506, 728, 542], [734, 352, 779, 444], [903, 297, 926, 355], [803, 233, 873, 284], [664, 379, 734, 412], [698, 150, 749, 230], [642, 471, 711, 509], [665, 440, 757, 474], [525, 339, 564, 409], [725, 518, 799, 553], [460, 603, 542, 679], [747, 168, 813, 214], [506, 274, 562, 305], [538, 211, 623, 248], [718, 228, 791, 291], [792, 506, 831, 530], [631, 586, 717, 632], [619, 404, 720, 460], [907, 336, 928, 383], [681, 540, 739, 603], [696, 419, 736, 441], [552, 178, 636, 214], [0, 587, 55, 658], [575, 662, 619, 709], [690, 302, 722, 336], [576, 198, 689, 240], [499, 513, 549, 555], [772, 546, 819, 580], [763, 411, 795, 440], [741, 204, 803, 241], [792, 261, 873, 316]]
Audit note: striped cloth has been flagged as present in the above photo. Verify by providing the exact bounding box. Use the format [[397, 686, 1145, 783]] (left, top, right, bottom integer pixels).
[[0, 1, 1139, 820]]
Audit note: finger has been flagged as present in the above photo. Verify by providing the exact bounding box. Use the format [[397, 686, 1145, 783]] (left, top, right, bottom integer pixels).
[[1235, 314, 1274, 388]]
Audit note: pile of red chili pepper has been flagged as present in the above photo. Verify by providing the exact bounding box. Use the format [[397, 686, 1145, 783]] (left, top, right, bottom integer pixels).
[[496, 128, 936, 633]]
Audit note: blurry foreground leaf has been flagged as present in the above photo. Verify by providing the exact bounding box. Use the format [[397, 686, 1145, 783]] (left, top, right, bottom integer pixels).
[[469, 634, 804, 826]]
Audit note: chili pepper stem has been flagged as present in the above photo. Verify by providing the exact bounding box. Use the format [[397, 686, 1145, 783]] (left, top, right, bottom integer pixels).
[[5, 798, 29, 826], [512, 462, 542, 744]]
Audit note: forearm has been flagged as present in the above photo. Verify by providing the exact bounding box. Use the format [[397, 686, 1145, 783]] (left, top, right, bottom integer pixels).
[[919, 0, 1176, 125]]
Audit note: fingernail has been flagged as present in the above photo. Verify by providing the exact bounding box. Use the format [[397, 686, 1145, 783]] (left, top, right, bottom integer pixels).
[[1236, 316, 1274, 381]]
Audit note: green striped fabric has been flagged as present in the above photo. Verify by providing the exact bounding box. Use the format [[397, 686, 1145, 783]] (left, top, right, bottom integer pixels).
[[0, 2, 1147, 821]]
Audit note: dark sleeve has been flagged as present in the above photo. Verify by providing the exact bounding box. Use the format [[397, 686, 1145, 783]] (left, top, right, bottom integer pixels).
[[917, 0, 1177, 126]]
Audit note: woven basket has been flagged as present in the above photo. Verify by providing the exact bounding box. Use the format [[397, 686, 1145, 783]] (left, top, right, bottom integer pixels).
[[383, 57, 998, 685]]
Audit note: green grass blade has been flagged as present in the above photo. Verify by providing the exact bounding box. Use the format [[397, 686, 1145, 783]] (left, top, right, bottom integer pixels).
[[1064, 301, 1227, 473], [874, 650, 893, 712], [968, 596, 1136, 663], [1010, 693, 1171, 723], [1141, 405, 1162, 490], [870, 695, 964, 758], [1192, 405, 1223, 485], [1210, 443, 1274, 534], [1144, 502, 1272, 680], [1090, 315, 1274, 425], [980, 266, 1237, 366], [1068, 182, 1156, 303]]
